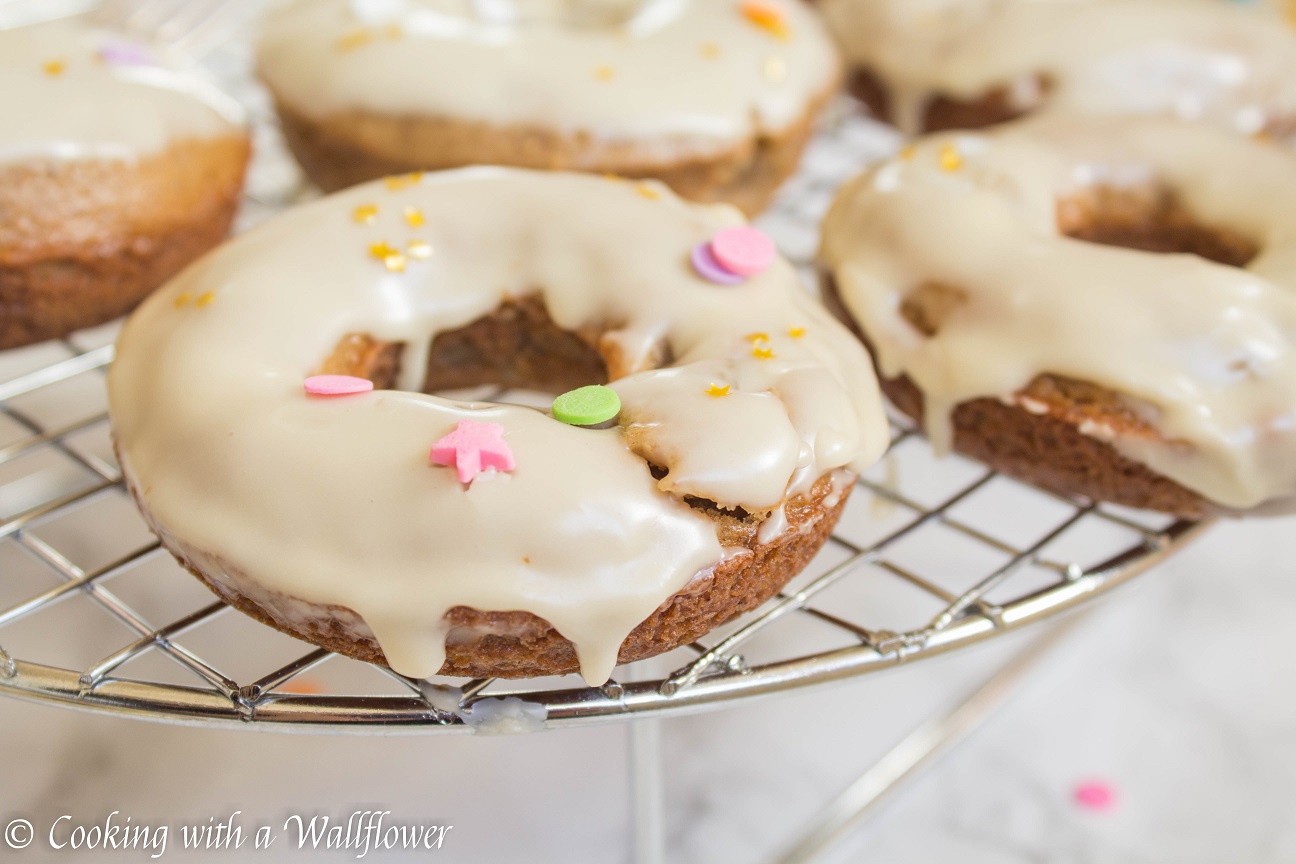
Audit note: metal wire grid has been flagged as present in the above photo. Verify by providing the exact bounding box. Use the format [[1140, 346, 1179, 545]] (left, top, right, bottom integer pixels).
[[0, 78, 1208, 731]]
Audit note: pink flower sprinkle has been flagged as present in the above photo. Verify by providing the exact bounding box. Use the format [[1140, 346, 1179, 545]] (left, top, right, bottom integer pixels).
[[430, 420, 516, 485], [304, 375, 374, 396], [1073, 781, 1117, 812]]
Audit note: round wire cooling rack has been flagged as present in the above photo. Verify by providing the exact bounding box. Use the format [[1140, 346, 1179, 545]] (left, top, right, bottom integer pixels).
[[0, 81, 1211, 732]]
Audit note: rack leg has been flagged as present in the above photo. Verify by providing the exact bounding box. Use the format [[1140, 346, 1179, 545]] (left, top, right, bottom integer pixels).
[[628, 716, 666, 864], [772, 610, 1092, 864]]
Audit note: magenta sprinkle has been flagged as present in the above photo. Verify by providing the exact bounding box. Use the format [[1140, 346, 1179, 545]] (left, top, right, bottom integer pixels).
[[690, 242, 745, 285], [99, 41, 154, 66], [1073, 781, 1117, 812]]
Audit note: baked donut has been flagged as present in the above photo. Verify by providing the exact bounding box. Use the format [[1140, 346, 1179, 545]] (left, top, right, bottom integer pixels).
[[109, 168, 889, 683], [819, 0, 1296, 137], [0, 20, 250, 350], [820, 115, 1296, 518], [254, 0, 842, 215]]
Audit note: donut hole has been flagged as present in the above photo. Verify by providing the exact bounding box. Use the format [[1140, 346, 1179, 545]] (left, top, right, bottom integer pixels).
[[900, 281, 967, 337], [316, 295, 683, 398], [1058, 185, 1259, 267]]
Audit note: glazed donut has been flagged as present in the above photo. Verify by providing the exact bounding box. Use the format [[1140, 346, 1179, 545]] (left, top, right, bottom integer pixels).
[[109, 168, 889, 683], [820, 115, 1296, 518], [819, 0, 1296, 136], [0, 21, 250, 349], [254, 0, 842, 215]]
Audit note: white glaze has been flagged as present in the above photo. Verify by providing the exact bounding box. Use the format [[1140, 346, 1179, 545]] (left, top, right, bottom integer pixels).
[[109, 168, 889, 683], [821, 115, 1296, 512], [0, 20, 244, 166], [255, 0, 840, 155], [820, 0, 1296, 135]]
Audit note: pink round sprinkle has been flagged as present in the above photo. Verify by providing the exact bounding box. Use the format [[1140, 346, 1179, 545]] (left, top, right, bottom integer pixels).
[[709, 226, 776, 278], [304, 375, 374, 396], [1073, 781, 1117, 812], [691, 242, 745, 286], [99, 41, 153, 66]]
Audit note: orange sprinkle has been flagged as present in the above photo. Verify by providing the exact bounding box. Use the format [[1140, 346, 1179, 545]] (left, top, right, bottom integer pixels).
[[745, 332, 771, 343], [636, 183, 660, 200], [788, 326, 806, 339], [741, 2, 791, 40], [1286, 0, 1296, 27], [172, 292, 193, 309], [752, 346, 775, 360], [279, 677, 324, 695], [196, 291, 216, 308], [595, 65, 616, 82], [403, 206, 425, 227], [407, 240, 434, 260], [42, 59, 65, 76], [939, 144, 963, 172], [335, 29, 373, 52], [701, 42, 722, 59], [705, 384, 732, 398], [353, 204, 378, 224]]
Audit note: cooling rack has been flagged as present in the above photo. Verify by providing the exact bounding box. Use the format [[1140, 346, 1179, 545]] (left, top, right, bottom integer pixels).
[[0, 20, 1210, 732]]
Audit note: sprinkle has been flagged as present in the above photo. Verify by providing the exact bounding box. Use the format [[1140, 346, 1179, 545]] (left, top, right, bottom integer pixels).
[[384, 172, 423, 191], [196, 291, 216, 307], [939, 143, 963, 172], [430, 420, 516, 485], [691, 242, 746, 285], [752, 346, 776, 360], [552, 385, 621, 428], [353, 204, 379, 224], [636, 182, 661, 200], [336, 29, 374, 51], [595, 65, 616, 82], [42, 59, 66, 76], [172, 292, 192, 309], [370, 241, 407, 272], [304, 374, 374, 396], [788, 326, 806, 339], [602, 172, 626, 183], [701, 42, 722, 59], [706, 384, 732, 397], [403, 206, 425, 227], [711, 226, 777, 277], [278, 677, 324, 695], [898, 144, 917, 161], [383, 23, 404, 40], [407, 240, 434, 260], [763, 55, 788, 84], [745, 332, 771, 343], [741, 1, 791, 40], [1073, 781, 1118, 812]]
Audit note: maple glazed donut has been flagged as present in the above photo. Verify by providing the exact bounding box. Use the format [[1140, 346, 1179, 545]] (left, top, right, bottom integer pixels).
[[818, 0, 1296, 136], [254, 0, 842, 215], [0, 20, 250, 349], [820, 115, 1296, 518], [108, 168, 890, 683]]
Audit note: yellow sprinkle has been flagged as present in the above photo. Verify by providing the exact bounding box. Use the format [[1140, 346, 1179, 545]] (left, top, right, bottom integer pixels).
[[898, 144, 917, 161], [42, 59, 65, 76], [173, 292, 193, 309], [788, 326, 806, 339], [939, 143, 963, 172], [745, 332, 771, 343], [407, 240, 433, 260], [595, 65, 616, 82], [705, 384, 732, 398], [752, 346, 775, 360], [741, 2, 791, 40], [603, 173, 626, 183], [353, 204, 378, 225], [383, 23, 404, 40], [196, 291, 216, 308], [1254, 130, 1274, 145], [383, 172, 424, 191], [763, 55, 788, 84], [701, 42, 722, 59], [369, 241, 407, 271], [403, 206, 425, 227], [636, 183, 660, 200], [335, 29, 373, 52]]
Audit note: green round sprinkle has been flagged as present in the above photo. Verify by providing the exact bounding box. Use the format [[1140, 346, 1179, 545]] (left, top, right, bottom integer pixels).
[[552, 385, 621, 427]]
